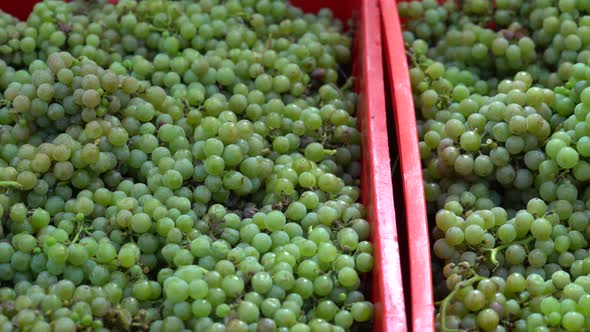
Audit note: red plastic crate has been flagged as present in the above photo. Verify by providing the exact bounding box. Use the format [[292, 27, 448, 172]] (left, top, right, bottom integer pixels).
[[380, 0, 435, 331], [1, 1, 408, 331]]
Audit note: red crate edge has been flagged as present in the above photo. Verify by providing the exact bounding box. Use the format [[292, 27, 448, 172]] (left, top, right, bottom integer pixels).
[[357, 1, 407, 331], [292, 1, 408, 331], [380, 0, 435, 331]]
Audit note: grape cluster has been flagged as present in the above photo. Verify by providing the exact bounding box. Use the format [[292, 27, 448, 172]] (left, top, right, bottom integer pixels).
[[400, 0, 590, 89], [402, 0, 590, 331], [0, 1, 375, 331]]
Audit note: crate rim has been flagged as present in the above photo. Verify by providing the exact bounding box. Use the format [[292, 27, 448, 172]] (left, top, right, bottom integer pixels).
[[379, 0, 436, 331]]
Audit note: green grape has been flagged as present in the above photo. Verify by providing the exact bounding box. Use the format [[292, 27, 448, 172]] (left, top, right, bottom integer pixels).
[[0, 1, 376, 330]]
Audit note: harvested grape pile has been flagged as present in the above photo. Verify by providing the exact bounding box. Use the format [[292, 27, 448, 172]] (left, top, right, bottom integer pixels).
[[0, 1, 375, 331], [400, 0, 590, 331]]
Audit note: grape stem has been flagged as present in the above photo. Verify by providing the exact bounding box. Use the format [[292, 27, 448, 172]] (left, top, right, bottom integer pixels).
[[340, 77, 355, 92], [0, 181, 22, 190], [439, 273, 484, 332], [71, 227, 85, 244], [149, 25, 170, 32], [71, 223, 90, 244], [485, 236, 534, 266], [481, 138, 497, 148]]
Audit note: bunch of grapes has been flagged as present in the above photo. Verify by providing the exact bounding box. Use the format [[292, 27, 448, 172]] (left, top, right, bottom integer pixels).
[[401, 0, 590, 331], [400, 0, 590, 89], [0, 0, 375, 331]]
